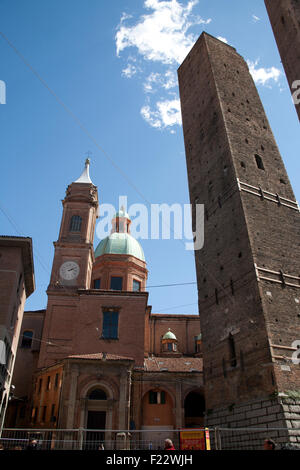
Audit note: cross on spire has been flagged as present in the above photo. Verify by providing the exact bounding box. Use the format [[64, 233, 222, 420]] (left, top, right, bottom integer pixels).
[[85, 151, 92, 165]]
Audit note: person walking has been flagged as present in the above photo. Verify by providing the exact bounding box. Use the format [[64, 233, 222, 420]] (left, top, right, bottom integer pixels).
[[263, 438, 276, 450], [26, 439, 39, 451], [164, 439, 175, 450]]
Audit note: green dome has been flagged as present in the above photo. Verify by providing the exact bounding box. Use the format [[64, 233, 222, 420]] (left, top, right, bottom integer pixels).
[[163, 329, 177, 340], [95, 232, 145, 261]]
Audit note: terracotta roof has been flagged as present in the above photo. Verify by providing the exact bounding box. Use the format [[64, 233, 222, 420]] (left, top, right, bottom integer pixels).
[[67, 352, 134, 361], [144, 356, 203, 372]]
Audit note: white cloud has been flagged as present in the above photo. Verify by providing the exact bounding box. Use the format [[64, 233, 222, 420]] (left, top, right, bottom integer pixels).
[[163, 70, 177, 89], [217, 36, 228, 44], [247, 59, 282, 87], [144, 72, 161, 92], [116, 0, 211, 132], [122, 63, 138, 78], [144, 70, 177, 93], [116, 0, 211, 65], [158, 98, 182, 126], [252, 14, 260, 23], [141, 98, 182, 128], [141, 104, 162, 128]]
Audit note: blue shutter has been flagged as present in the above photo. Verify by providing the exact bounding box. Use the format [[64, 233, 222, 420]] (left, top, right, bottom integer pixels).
[[102, 311, 119, 339]]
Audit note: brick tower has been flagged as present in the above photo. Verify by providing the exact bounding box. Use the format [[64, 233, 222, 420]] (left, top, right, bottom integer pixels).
[[178, 32, 300, 444], [264, 0, 300, 121], [48, 158, 99, 291], [38, 159, 99, 368]]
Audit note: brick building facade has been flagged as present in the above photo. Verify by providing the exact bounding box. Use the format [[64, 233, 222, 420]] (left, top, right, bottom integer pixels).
[[0, 236, 35, 433], [6, 160, 203, 448], [178, 32, 300, 444]]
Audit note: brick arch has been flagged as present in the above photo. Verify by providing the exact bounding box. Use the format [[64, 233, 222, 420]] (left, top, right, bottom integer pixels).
[[78, 376, 119, 401], [184, 388, 205, 428], [183, 386, 205, 405], [141, 386, 176, 428], [141, 384, 176, 407]]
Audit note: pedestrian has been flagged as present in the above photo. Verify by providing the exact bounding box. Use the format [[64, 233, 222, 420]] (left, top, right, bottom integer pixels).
[[164, 438, 175, 450], [263, 438, 276, 450], [26, 439, 38, 451]]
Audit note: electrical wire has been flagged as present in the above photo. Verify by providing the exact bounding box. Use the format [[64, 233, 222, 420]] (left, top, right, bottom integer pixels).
[[0, 29, 236, 308], [147, 281, 196, 288]]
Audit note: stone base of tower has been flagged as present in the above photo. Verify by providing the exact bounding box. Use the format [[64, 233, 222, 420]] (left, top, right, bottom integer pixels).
[[205, 396, 300, 450]]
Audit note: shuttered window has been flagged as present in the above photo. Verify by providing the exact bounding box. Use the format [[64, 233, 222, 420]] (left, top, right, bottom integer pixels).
[[102, 311, 119, 339]]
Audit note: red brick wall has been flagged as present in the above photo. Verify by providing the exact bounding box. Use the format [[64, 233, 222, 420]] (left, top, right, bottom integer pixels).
[[148, 315, 201, 355], [38, 291, 148, 368]]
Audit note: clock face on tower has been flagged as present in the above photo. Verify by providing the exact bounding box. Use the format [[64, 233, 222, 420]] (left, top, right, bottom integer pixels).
[[59, 261, 80, 281]]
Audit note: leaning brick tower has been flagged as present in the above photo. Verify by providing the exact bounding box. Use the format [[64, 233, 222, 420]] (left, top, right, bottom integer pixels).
[[178, 32, 300, 446], [264, 0, 300, 121]]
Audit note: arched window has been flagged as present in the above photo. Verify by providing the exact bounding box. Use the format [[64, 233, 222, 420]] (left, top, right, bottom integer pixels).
[[21, 330, 33, 349], [88, 389, 107, 400], [69, 215, 82, 232]]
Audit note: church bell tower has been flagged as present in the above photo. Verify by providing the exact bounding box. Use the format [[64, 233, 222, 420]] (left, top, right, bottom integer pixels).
[[48, 159, 99, 291], [38, 159, 99, 368]]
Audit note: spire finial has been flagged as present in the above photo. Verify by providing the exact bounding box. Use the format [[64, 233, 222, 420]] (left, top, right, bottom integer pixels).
[[74, 155, 93, 184], [85, 151, 92, 166]]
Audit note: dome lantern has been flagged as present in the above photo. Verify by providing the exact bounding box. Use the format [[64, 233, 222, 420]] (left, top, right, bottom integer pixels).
[[161, 329, 178, 353], [111, 206, 131, 235], [92, 208, 147, 292]]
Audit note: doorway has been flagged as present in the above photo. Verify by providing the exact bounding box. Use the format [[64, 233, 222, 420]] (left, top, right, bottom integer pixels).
[[85, 411, 106, 449], [184, 391, 205, 428]]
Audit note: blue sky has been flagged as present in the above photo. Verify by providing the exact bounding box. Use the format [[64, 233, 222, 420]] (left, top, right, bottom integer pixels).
[[0, 0, 299, 315]]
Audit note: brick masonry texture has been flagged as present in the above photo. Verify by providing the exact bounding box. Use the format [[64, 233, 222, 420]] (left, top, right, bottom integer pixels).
[[178, 32, 300, 416], [206, 396, 300, 448]]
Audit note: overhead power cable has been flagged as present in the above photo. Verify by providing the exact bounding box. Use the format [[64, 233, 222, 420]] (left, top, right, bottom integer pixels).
[[0, 30, 236, 308], [147, 281, 196, 288]]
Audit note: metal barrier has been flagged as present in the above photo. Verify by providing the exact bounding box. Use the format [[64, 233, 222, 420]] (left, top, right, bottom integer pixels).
[[212, 427, 300, 450], [0, 428, 181, 450], [1, 427, 300, 450]]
